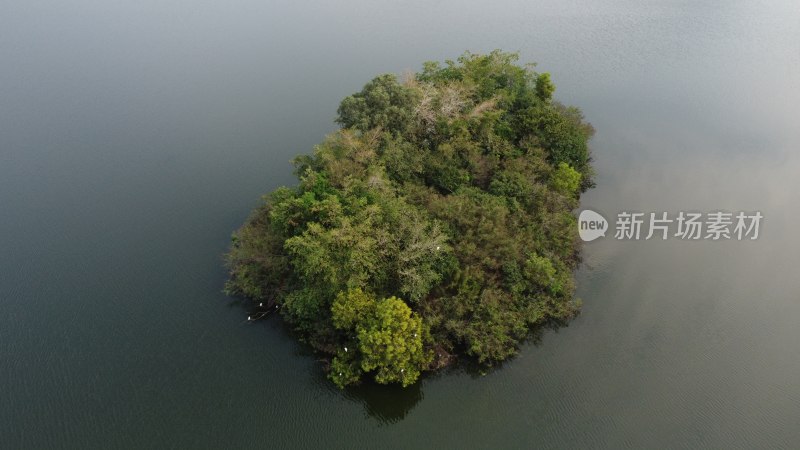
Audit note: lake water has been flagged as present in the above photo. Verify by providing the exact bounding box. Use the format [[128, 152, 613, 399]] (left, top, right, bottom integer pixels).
[[2, 0, 800, 448]]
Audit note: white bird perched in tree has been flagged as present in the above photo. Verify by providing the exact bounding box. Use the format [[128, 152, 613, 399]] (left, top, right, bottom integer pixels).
[[259, 303, 263, 307], [436, 246, 441, 251], [247, 316, 251, 321], [344, 346, 348, 352]]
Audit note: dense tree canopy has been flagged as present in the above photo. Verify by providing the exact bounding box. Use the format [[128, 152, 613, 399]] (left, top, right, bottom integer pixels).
[[225, 51, 594, 387]]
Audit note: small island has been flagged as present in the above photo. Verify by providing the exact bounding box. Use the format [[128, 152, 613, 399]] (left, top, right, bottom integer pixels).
[[225, 51, 594, 388]]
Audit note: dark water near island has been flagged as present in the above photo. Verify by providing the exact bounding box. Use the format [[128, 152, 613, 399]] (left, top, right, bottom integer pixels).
[[3, 1, 800, 448]]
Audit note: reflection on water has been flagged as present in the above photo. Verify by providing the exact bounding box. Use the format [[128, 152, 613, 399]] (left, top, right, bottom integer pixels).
[[345, 380, 424, 424]]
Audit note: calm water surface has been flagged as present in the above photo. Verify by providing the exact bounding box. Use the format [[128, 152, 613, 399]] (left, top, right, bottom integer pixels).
[[2, 0, 800, 448]]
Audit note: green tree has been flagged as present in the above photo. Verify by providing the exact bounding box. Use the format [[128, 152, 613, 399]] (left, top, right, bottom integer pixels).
[[331, 287, 374, 330], [356, 296, 430, 387], [225, 51, 594, 387], [336, 74, 416, 134], [330, 289, 431, 387], [535, 72, 555, 101], [551, 162, 582, 196]]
